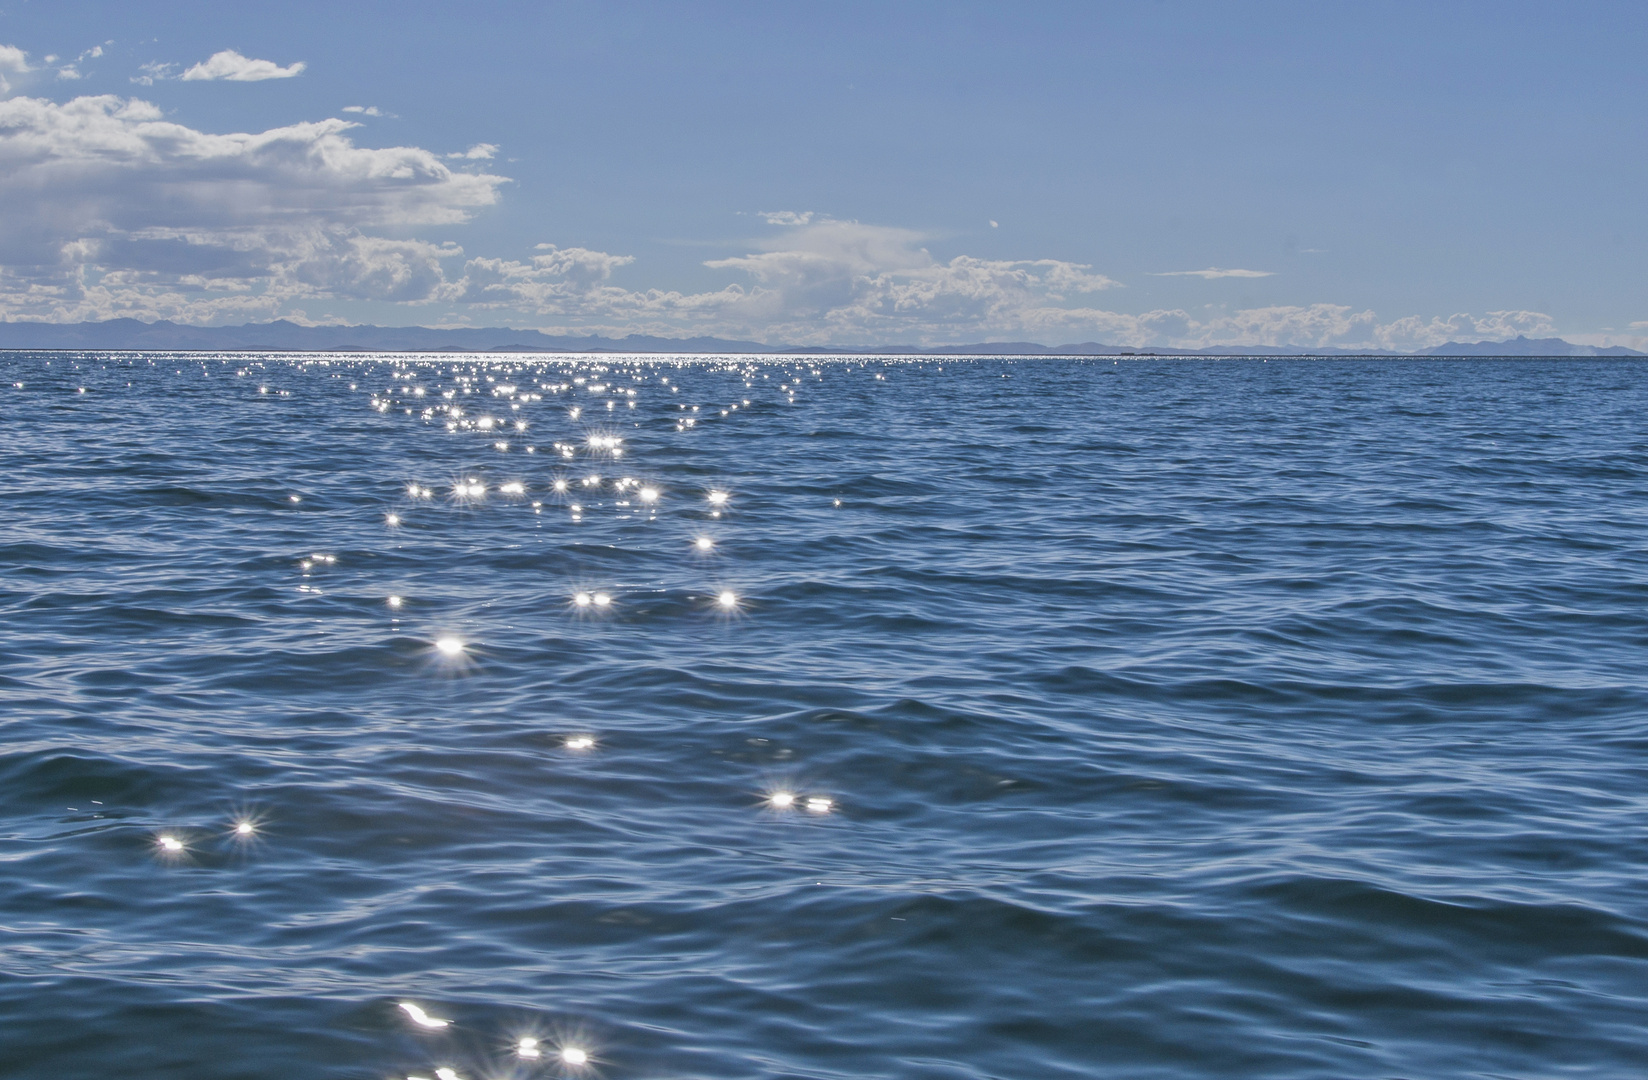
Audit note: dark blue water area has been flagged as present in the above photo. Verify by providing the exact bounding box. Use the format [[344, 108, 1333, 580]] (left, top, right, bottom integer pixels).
[[3, 351, 1648, 1080]]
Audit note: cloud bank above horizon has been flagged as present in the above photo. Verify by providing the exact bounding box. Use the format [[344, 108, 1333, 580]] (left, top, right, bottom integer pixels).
[[0, 49, 1594, 351]]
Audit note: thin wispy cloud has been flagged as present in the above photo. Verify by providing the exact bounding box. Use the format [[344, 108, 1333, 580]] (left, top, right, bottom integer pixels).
[[757, 211, 813, 226], [131, 61, 174, 86], [446, 143, 498, 160], [1152, 267, 1274, 279], [343, 105, 388, 117], [181, 50, 305, 82]]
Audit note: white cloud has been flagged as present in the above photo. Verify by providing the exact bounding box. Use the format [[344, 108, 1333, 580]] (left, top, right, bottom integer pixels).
[[0, 100, 1581, 349], [425, 218, 1126, 342], [757, 210, 813, 226], [131, 62, 175, 86], [288, 234, 465, 302], [689, 218, 1122, 339], [447, 143, 497, 160], [452, 245, 637, 312], [0, 44, 31, 95], [1152, 267, 1274, 279], [428, 219, 1553, 351], [181, 50, 305, 82], [343, 105, 385, 116], [1363, 309, 1554, 351], [0, 93, 504, 322]]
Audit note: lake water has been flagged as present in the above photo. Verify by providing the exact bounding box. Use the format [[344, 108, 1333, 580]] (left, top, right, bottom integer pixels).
[[3, 352, 1647, 1079]]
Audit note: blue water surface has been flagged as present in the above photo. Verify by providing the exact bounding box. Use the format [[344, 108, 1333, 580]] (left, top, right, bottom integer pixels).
[[3, 352, 1647, 1079]]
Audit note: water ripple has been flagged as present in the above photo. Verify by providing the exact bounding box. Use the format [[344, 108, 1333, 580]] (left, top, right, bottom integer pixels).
[[3, 353, 1648, 1078]]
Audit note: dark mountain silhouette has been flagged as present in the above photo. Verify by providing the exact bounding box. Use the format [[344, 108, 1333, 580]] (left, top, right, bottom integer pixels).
[[0, 319, 1639, 356], [1421, 335, 1643, 357]]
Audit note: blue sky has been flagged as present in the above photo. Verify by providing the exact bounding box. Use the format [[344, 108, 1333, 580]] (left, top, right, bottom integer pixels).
[[0, 1, 1642, 348]]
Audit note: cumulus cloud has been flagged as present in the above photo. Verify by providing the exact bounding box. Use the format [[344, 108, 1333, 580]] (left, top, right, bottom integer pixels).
[[422, 217, 1126, 342], [430, 216, 1552, 351], [1152, 267, 1274, 279], [447, 143, 497, 160], [181, 50, 305, 82], [0, 44, 31, 95], [287, 234, 465, 302], [451, 245, 638, 312], [691, 218, 1122, 340], [1362, 309, 1554, 351], [0, 93, 504, 322], [250, 209, 1533, 351], [0, 98, 1574, 349]]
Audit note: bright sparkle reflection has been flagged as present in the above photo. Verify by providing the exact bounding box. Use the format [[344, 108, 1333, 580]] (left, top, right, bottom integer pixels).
[[770, 792, 795, 809], [388, 595, 403, 608], [639, 486, 659, 503], [234, 821, 255, 837], [386, 513, 400, 526], [707, 490, 729, 505], [593, 593, 611, 607], [435, 637, 464, 657], [695, 536, 713, 551], [807, 797, 834, 814], [566, 735, 595, 750], [574, 592, 592, 607], [562, 1047, 588, 1066], [398, 1002, 451, 1029], [158, 834, 184, 852], [517, 1037, 541, 1059], [717, 590, 738, 609]]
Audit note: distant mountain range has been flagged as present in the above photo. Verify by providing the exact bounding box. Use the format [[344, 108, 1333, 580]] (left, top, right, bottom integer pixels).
[[0, 319, 1640, 357]]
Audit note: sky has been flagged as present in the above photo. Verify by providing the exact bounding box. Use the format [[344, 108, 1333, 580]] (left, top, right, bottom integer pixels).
[[0, 1, 1643, 349]]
